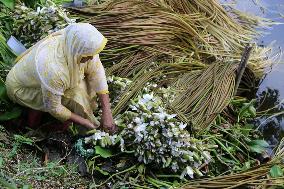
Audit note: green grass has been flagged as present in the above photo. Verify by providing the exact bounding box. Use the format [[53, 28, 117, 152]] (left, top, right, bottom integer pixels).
[[0, 126, 89, 189]]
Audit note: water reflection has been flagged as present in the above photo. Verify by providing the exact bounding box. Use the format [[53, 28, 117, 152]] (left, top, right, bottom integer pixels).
[[222, 0, 284, 145], [220, 0, 284, 57], [256, 88, 284, 145]]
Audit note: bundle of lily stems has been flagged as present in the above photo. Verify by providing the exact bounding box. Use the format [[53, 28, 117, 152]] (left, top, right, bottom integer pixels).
[[69, 0, 276, 131], [68, 0, 283, 188], [181, 139, 284, 189]]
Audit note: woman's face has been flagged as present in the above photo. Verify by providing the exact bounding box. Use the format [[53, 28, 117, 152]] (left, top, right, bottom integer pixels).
[[80, 56, 93, 63]]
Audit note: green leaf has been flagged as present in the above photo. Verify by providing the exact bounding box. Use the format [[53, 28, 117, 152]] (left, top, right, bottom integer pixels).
[[14, 134, 34, 145], [0, 156, 3, 168], [0, 0, 15, 9], [248, 140, 269, 153], [138, 164, 145, 174], [22, 185, 32, 189], [270, 165, 283, 178], [119, 187, 129, 189], [248, 106, 256, 117], [95, 166, 109, 176], [0, 79, 9, 102], [249, 140, 269, 148], [95, 146, 112, 158], [0, 107, 22, 121], [241, 124, 253, 137], [249, 145, 265, 153], [0, 175, 17, 189], [238, 99, 257, 120]]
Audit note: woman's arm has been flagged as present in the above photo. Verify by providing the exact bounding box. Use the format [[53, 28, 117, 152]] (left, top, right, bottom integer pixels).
[[42, 88, 97, 130], [98, 93, 117, 133], [85, 55, 117, 133], [69, 113, 98, 129]]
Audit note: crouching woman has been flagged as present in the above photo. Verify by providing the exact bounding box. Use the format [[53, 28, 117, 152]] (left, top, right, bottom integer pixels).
[[5, 23, 117, 133]]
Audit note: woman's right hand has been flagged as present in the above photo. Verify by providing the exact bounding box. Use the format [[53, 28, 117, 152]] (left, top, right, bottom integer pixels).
[[81, 118, 98, 129], [69, 113, 98, 130]]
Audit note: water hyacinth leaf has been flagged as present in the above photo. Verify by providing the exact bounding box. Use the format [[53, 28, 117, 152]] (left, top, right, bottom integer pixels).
[[95, 146, 112, 158], [0, 0, 15, 9], [0, 107, 22, 121], [238, 99, 257, 120], [248, 106, 256, 117], [248, 140, 269, 154], [270, 165, 283, 178]]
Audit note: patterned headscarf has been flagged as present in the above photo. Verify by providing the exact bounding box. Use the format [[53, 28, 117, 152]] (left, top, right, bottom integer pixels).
[[34, 23, 107, 95]]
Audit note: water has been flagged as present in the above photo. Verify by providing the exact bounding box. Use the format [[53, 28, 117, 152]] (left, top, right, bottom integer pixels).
[[221, 0, 284, 146], [247, 0, 284, 146]]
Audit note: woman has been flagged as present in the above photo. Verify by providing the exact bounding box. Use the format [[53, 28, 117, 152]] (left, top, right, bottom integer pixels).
[[5, 23, 117, 133]]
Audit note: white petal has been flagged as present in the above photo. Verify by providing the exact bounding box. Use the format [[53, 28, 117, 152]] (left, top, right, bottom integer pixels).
[[186, 166, 194, 178]]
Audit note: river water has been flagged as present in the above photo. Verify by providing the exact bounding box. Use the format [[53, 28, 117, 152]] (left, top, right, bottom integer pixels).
[[221, 0, 284, 146]]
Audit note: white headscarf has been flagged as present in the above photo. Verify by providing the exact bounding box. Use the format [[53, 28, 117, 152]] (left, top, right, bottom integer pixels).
[[34, 23, 107, 95], [63, 23, 107, 89]]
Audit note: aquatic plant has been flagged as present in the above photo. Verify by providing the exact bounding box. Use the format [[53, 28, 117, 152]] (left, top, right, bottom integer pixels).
[[12, 1, 74, 47]]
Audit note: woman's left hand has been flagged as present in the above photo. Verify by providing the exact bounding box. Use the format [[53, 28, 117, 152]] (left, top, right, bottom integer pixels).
[[101, 111, 117, 133], [98, 93, 118, 134]]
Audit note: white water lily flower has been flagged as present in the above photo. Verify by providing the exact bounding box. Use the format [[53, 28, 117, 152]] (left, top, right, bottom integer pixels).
[[93, 132, 103, 140], [194, 162, 201, 168], [134, 117, 142, 124], [179, 123, 187, 130], [129, 105, 138, 111], [146, 104, 153, 110], [153, 112, 167, 121], [169, 122, 175, 127], [134, 123, 148, 133], [120, 138, 125, 152], [140, 93, 154, 104], [36, 6, 41, 13], [84, 136, 92, 144], [167, 114, 177, 119], [186, 166, 194, 178], [128, 123, 134, 128]]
